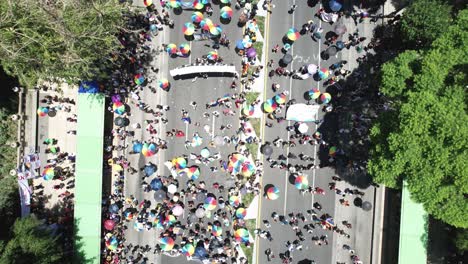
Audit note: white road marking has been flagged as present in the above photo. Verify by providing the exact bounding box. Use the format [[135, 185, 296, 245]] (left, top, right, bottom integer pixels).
[[211, 115, 216, 140]]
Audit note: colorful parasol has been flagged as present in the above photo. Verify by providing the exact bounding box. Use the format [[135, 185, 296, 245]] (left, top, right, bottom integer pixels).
[[204, 196, 218, 211], [42, 167, 54, 180], [294, 175, 309, 190], [274, 93, 287, 104], [183, 22, 195, 35], [37, 107, 49, 117], [106, 236, 119, 251], [263, 99, 278, 113], [229, 195, 240, 207], [242, 36, 253, 49], [166, 43, 178, 55], [172, 157, 187, 170], [158, 78, 170, 90], [165, 214, 177, 225], [235, 208, 247, 219], [193, 0, 204, 10], [318, 68, 329, 79], [191, 11, 204, 23], [184, 166, 200, 180], [182, 243, 195, 256], [307, 88, 321, 100], [191, 134, 203, 147], [153, 215, 164, 229], [142, 143, 157, 157], [329, 146, 337, 157], [220, 0, 231, 3], [266, 186, 280, 200], [159, 237, 175, 251], [241, 162, 255, 177], [207, 50, 218, 61], [242, 105, 255, 117], [124, 210, 134, 220], [179, 43, 191, 55], [134, 73, 145, 85], [112, 101, 126, 115], [143, 0, 153, 6], [287, 28, 300, 41], [220, 6, 233, 19], [234, 228, 250, 242], [211, 225, 223, 237], [168, 0, 181, 8], [200, 18, 214, 31], [210, 24, 222, 36], [320, 92, 332, 104]]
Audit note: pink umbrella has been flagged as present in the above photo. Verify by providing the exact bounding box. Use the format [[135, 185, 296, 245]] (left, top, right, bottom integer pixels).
[[172, 205, 184, 216], [104, 219, 116, 231]]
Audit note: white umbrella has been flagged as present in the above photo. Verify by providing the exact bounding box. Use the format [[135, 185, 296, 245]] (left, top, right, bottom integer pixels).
[[307, 64, 318, 74], [195, 208, 206, 218], [297, 123, 309, 134], [172, 205, 184, 216], [200, 148, 210, 158], [168, 184, 178, 194], [191, 135, 203, 147]]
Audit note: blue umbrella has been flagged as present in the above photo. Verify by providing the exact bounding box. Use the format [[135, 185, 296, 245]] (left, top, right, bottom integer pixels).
[[109, 203, 119, 213], [194, 246, 208, 259], [150, 178, 163, 191], [329, 0, 342, 12], [336, 41, 345, 50], [133, 142, 143, 153], [236, 40, 244, 50], [144, 164, 157, 176]]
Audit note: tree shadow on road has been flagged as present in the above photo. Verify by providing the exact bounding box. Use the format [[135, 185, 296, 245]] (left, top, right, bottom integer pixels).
[[316, 22, 402, 189]]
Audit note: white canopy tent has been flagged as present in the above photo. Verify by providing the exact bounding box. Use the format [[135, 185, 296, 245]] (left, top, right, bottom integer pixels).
[[170, 64, 238, 78], [286, 103, 320, 122]]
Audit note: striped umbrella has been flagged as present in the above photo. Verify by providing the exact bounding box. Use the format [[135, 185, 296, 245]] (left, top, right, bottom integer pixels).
[[166, 43, 177, 55], [207, 50, 218, 61], [172, 157, 187, 170], [307, 88, 321, 100], [37, 106, 49, 117], [266, 186, 280, 200], [204, 196, 217, 211], [183, 22, 195, 35], [42, 167, 55, 180], [168, 0, 181, 8], [318, 68, 330, 79], [106, 236, 119, 251], [242, 105, 255, 117], [294, 175, 309, 190], [184, 166, 200, 180], [200, 18, 214, 31], [158, 78, 170, 90], [287, 28, 300, 41], [220, 0, 231, 3], [182, 243, 195, 256], [112, 101, 126, 115], [143, 0, 153, 7], [211, 224, 223, 237], [193, 0, 204, 10], [229, 195, 240, 207], [220, 6, 233, 19], [191, 11, 204, 23], [235, 207, 247, 219], [141, 143, 157, 157], [329, 146, 337, 157], [262, 99, 278, 113], [234, 228, 249, 242], [210, 24, 222, 36], [320, 93, 332, 104], [159, 237, 175, 251], [274, 93, 287, 104]]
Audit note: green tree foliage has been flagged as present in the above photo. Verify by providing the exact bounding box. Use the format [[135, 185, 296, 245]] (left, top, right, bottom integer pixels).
[[0, 0, 128, 87], [369, 10, 468, 228], [0, 216, 63, 264], [400, 0, 452, 48], [454, 228, 468, 253]]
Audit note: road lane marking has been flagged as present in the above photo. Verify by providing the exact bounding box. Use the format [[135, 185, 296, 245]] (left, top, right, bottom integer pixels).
[[211, 114, 215, 140]]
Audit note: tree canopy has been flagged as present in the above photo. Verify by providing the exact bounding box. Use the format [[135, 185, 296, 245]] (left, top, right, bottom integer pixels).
[[399, 0, 453, 48], [0, 0, 128, 88], [0, 216, 63, 264], [368, 10, 468, 228]]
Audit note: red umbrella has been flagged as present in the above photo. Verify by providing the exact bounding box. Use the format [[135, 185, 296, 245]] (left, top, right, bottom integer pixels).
[[104, 219, 116, 230]]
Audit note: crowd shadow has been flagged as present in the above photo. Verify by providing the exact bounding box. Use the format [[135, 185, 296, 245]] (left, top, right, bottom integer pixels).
[[316, 22, 402, 189]]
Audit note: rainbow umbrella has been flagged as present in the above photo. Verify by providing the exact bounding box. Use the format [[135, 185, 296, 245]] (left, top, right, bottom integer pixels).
[[229, 195, 240, 207], [241, 162, 255, 177], [262, 99, 278, 113], [141, 143, 157, 157], [168, 0, 181, 8], [42, 167, 54, 180], [165, 214, 177, 225], [210, 24, 222, 36], [134, 221, 145, 232], [112, 101, 126, 115], [329, 146, 337, 157], [182, 243, 195, 256], [236, 208, 247, 219], [234, 228, 249, 242], [287, 28, 300, 41], [211, 225, 223, 237], [294, 175, 309, 190], [318, 68, 329, 79], [134, 73, 145, 85], [266, 186, 280, 200], [242, 105, 255, 117], [204, 197, 217, 211], [159, 237, 175, 251], [207, 51, 218, 61], [193, 0, 204, 10], [166, 43, 177, 55], [183, 22, 195, 35], [37, 107, 49, 117], [158, 78, 170, 90], [185, 166, 200, 180], [274, 93, 287, 104], [172, 157, 187, 170], [191, 11, 204, 23], [106, 236, 118, 251], [124, 210, 134, 220], [200, 18, 214, 31], [307, 88, 321, 100], [320, 93, 332, 104], [143, 0, 153, 6], [179, 43, 191, 55], [220, 0, 231, 3], [153, 215, 164, 229], [220, 6, 233, 19]]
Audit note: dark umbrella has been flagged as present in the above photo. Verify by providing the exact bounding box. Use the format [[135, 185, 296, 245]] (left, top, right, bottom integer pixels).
[[154, 190, 166, 202], [353, 197, 363, 207], [114, 117, 129, 127], [329, 0, 342, 12], [48, 110, 57, 117], [150, 178, 163, 191], [336, 40, 345, 50], [326, 46, 338, 56], [144, 164, 157, 176], [281, 54, 293, 65], [362, 201, 373, 211], [194, 247, 208, 259], [261, 144, 273, 156], [287, 152, 297, 159], [109, 203, 119, 213]]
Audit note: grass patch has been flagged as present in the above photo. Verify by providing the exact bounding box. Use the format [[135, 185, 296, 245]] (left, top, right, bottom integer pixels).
[[242, 192, 255, 207], [245, 92, 260, 106], [252, 41, 263, 61], [240, 243, 253, 263], [255, 16, 265, 38], [250, 118, 261, 136], [241, 219, 257, 264], [246, 142, 258, 160]]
